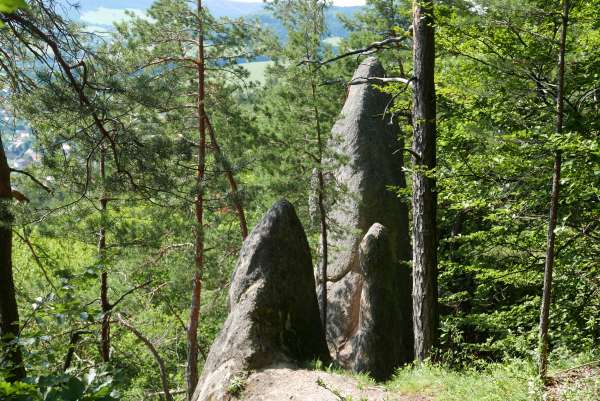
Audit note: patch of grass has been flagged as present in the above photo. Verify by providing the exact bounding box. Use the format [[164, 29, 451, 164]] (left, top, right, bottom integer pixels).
[[308, 358, 375, 389], [226, 373, 248, 398], [308, 353, 600, 401], [386, 359, 542, 401]]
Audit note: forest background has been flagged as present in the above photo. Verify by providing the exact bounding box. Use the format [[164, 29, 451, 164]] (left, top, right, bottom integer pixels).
[[0, 0, 599, 400]]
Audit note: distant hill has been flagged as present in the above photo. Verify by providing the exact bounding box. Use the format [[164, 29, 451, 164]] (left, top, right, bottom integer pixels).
[[75, 1, 361, 37], [251, 6, 361, 39]]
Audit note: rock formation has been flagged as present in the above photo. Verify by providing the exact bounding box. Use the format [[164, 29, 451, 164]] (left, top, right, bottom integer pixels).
[[320, 57, 413, 380], [192, 199, 330, 401]]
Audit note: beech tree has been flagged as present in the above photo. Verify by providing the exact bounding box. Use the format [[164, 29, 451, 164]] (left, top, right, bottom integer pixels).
[[538, 0, 569, 380]]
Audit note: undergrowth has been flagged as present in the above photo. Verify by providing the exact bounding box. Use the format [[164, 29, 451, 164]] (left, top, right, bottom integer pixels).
[[385, 351, 600, 401]]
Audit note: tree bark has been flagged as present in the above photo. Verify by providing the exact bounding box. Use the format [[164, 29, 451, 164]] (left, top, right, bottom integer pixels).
[[538, 0, 569, 381], [0, 137, 26, 382], [411, 0, 438, 362], [98, 147, 110, 362], [186, 0, 206, 399]]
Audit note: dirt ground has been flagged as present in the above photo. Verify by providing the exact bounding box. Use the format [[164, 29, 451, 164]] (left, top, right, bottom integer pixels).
[[240, 367, 431, 401]]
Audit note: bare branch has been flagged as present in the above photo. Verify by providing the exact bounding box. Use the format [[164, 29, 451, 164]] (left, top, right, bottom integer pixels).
[[116, 314, 174, 401], [300, 37, 408, 67], [13, 230, 58, 292], [348, 76, 413, 86], [110, 280, 152, 311], [10, 168, 53, 193]]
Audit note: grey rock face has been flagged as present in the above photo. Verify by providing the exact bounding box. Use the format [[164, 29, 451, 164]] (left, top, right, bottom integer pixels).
[[340, 224, 412, 381], [193, 200, 330, 401], [321, 57, 413, 379]]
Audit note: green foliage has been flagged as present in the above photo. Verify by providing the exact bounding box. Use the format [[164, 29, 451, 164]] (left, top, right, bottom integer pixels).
[[0, 371, 118, 401], [0, 0, 26, 13], [1, 0, 599, 399], [0, 0, 26, 27], [226, 373, 248, 398]]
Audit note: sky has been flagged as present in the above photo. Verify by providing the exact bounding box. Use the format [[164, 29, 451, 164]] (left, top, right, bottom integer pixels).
[[234, 0, 366, 4]]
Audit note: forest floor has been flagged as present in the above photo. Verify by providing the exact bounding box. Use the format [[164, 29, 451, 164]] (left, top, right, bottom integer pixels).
[[545, 364, 600, 401], [236, 361, 599, 400]]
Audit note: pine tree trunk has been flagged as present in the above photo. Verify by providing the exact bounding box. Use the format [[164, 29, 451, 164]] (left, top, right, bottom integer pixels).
[[98, 147, 110, 362], [0, 138, 26, 382], [411, 0, 438, 362], [538, 0, 569, 381], [310, 75, 328, 330], [317, 169, 328, 328], [186, 1, 206, 399]]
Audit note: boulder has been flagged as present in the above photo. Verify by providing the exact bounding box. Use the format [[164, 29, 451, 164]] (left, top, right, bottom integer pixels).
[[192, 199, 330, 401], [320, 57, 413, 379]]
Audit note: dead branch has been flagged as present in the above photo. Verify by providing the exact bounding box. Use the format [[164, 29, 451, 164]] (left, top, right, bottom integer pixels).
[[13, 230, 58, 292], [116, 314, 174, 401], [300, 36, 408, 67], [348, 76, 413, 86], [10, 168, 53, 193], [204, 116, 248, 239]]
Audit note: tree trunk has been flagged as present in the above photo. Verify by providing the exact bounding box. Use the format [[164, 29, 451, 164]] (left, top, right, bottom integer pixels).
[[186, 0, 206, 399], [0, 137, 26, 382], [411, 0, 438, 362], [99, 147, 110, 362], [310, 73, 328, 330], [538, 0, 569, 381]]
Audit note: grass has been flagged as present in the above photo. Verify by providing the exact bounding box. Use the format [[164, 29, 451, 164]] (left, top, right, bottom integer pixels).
[[387, 359, 541, 401], [306, 352, 600, 401], [385, 352, 600, 401]]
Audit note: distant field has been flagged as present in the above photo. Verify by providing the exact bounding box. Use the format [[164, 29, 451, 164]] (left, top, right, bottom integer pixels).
[[242, 60, 274, 84], [242, 34, 340, 85], [323, 36, 343, 47]]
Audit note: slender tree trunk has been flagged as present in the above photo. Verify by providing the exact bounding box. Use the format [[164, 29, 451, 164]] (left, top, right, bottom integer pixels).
[[411, 0, 438, 362], [317, 169, 328, 328], [98, 147, 110, 362], [538, 0, 569, 381], [305, 0, 329, 330], [186, 1, 206, 399], [310, 74, 328, 330], [0, 138, 26, 382]]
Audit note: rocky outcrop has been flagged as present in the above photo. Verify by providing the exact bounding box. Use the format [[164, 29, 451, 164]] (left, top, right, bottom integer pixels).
[[339, 223, 413, 380], [192, 200, 330, 401], [321, 57, 413, 379]]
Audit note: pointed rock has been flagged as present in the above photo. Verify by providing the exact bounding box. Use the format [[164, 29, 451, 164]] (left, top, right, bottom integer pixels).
[[321, 57, 413, 379], [193, 200, 330, 401], [341, 223, 412, 381]]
